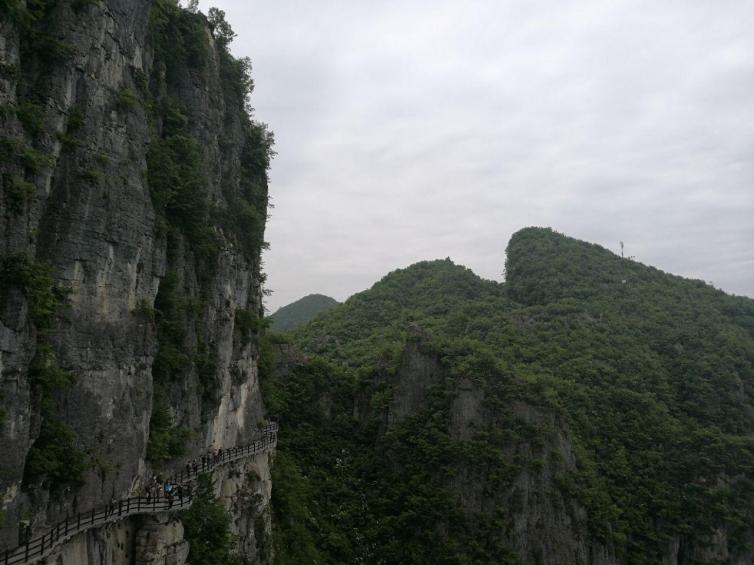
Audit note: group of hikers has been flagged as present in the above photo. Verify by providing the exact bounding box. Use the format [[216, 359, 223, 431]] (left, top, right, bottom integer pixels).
[[12, 426, 276, 557], [183, 446, 227, 478], [141, 446, 232, 508], [103, 477, 186, 518], [142, 476, 189, 509]]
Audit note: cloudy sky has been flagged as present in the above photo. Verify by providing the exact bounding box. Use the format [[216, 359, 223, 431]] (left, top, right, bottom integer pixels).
[[199, 0, 754, 312]]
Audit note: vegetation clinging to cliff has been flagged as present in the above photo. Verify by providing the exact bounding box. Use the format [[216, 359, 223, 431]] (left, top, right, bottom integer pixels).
[[144, 0, 273, 463], [23, 347, 87, 494], [147, 0, 274, 269], [0, 256, 88, 493], [182, 473, 243, 565]]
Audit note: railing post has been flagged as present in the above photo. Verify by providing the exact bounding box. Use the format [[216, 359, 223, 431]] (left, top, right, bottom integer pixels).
[[0, 435, 279, 565]]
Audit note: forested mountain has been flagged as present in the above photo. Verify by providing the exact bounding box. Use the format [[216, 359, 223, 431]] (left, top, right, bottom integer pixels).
[[270, 294, 340, 332], [264, 227, 754, 564]]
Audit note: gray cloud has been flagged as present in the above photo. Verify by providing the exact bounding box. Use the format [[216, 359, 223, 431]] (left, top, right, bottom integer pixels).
[[199, 0, 754, 310]]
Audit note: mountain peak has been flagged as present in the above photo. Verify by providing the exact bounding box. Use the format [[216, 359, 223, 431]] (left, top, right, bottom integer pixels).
[[504, 227, 714, 305], [270, 294, 340, 331]]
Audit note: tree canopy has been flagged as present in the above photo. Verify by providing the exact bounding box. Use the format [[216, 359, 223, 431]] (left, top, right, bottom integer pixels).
[[265, 228, 754, 564]]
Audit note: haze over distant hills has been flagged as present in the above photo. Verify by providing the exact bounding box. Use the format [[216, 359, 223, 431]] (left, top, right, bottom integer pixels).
[[270, 293, 340, 331]]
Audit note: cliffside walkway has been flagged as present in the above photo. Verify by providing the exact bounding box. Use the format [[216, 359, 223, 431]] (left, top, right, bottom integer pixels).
[[2, 423, 278, 565]]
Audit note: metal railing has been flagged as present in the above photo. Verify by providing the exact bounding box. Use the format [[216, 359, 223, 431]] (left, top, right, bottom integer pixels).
[[1, 423, 278, 565]]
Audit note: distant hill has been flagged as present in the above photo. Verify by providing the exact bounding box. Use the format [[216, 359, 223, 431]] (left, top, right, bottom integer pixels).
[[265, 227, 754, 564], [270, 294, 340, 331]]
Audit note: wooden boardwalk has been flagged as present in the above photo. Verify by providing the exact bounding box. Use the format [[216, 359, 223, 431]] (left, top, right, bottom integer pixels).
[[1, 423, 278, 565]]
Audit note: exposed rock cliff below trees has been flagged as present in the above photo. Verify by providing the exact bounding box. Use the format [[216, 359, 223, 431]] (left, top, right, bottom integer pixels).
[[0, 0, 273, 562]]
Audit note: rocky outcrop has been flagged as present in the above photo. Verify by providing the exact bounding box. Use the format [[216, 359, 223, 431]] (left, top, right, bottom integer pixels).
[[0, 0, 272, 560], [40, 520, 137, 565], [133, 515, 190, 565], [216, 450, 275, 564], [387, 342, 619, 564]]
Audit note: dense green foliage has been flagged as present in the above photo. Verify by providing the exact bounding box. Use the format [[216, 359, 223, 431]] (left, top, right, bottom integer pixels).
[[182, 473, 243, 565], [143, 0, 272, 462], [270, 294, 340, 332], [0, 255, 87, 492], [0, 254, 60, 330], [146, 385, 191, 463], [149, 0, 208, 81], [3, 175, 35, 214], [144, 3, 214, 261], [146, 105, 219, 267], [151, 270, 191, 383], [220, 119, 274, 262], [23, 346, 88, 493], [146, 270, 195, 462], [1, 0, 75, 62], [268, 228, 754, 563], [267, 353, 520, 564], [147, 0, 273, 267], [1, 133, 47, 215]]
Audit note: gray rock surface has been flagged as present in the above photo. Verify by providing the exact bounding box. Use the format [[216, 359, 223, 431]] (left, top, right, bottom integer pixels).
[[43, 520, 137, 565], [133, 515, 190, 565], [385, 342, 754, 564], [0, 0, 272, 560], [389, 343, 618, 564]]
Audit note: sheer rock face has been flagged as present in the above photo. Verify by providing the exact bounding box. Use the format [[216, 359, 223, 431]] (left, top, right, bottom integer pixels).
[[388, 343, 619, 565], [386, 343, 753, 564], [39, 514, 188, 565], [44, 520, 138, 565], [0, 0, 271, 560], [132, 515, 190, 565], [215, 452, 275, 564]]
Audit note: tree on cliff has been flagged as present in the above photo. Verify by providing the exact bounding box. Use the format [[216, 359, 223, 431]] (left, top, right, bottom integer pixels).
[[182, 473, 242, 565], [208, 7, 236, 49]]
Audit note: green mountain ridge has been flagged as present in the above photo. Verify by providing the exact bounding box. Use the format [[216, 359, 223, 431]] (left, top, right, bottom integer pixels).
[[270, 293, 340, 331], [265, 227, 754, 564]]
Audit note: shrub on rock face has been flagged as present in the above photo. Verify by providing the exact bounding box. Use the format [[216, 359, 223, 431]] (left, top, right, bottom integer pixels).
[[182, 473, 242, 565]]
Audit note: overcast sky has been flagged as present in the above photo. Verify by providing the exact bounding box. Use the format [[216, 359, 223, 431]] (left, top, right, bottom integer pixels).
[[198, 0, 754, 312]]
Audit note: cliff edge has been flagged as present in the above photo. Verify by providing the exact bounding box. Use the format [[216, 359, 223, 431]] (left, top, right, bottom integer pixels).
[[0, 1, 274, 562]]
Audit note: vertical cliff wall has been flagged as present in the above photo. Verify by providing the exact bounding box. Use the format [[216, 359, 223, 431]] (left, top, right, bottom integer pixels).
[[0, 0, 273, 561]]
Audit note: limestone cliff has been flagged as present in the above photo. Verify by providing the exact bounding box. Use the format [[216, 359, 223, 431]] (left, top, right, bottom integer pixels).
[[388, 342, 617, 565], [0, 0, 273, 562]]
